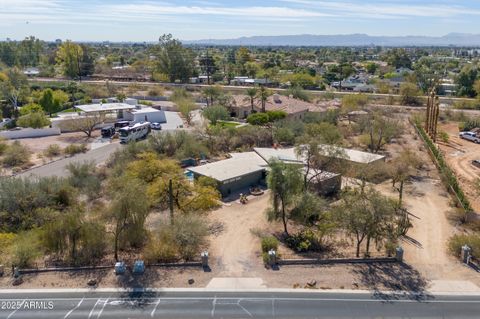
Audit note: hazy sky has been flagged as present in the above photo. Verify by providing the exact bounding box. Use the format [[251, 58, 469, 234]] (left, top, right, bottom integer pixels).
[[1, 0, 479, 41]]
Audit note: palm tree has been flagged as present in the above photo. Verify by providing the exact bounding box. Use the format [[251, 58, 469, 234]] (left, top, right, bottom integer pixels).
[[244, 87, 258, 112], [257, 85, 272, 113]]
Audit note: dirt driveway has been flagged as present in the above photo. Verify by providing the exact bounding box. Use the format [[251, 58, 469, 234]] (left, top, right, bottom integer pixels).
[[208, 194, 270, 277]]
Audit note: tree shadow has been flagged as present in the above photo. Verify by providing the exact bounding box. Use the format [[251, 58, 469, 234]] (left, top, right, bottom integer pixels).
[[400, 235, 423, 249], [352, 262, 433, 302]]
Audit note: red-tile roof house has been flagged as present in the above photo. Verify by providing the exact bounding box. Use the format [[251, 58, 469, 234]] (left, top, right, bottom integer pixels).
[[231, 94, 314, 120]]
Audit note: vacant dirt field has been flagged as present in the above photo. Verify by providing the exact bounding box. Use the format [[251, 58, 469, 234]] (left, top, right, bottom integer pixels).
[[377, 122, 480, 289], [437, 122, 480, 212], [2, 132, 99, 173]]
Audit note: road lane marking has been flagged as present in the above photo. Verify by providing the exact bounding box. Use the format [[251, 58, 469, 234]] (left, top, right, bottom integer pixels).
[[88, 299, 100, 319], [272, 298, 275, 318], [96, 298, 108, 319], [151, 299, 161, 317], [211, 295, 216, 318], [237, 302, 253, 318], [64, 297, 84, 319], [6, 299, 25, 319]]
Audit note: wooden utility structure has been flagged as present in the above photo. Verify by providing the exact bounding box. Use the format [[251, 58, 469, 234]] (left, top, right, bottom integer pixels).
[[425, 89, 440, 142]]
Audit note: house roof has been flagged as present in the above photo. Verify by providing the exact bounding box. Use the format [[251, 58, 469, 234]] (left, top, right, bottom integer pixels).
[[231, 94, 312, 115], [127, 107, 163, 115], [255, 146, 385, 165], [253, 147, 303, 164], [76, 103, 136, 113], [187, 152, 267, 183]]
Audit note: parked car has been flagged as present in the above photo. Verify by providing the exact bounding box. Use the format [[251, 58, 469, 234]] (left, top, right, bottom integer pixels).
[[472, 160, 480, 169], [459, 131, 480, 143], [150, 122, 162, 130], [101, 126, 115, 138]]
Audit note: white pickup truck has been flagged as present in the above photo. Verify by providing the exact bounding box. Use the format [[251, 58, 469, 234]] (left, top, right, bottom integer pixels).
[[459, 131, 480, 143]]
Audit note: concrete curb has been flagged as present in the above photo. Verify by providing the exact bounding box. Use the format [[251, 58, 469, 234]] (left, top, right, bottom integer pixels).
[[1, 287, 480, 296]]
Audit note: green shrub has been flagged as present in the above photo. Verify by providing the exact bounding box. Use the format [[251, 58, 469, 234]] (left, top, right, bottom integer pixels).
[[448, 234, 480, 258], [453, 100, 480, 110], [286, 229, 318, 252], [148, 86, 165, 97], [171, 214, 208, 261], [43, 144, 62, 158], [2, 141, 31, 168], [261, 236, 279, 253], [143, 230, 178, 263], [66, 161, 101, 198], [247, 113, 269, 126], [459, 119, 480, 132], [11, 232, 41, 268], [0, 138, 7, 155], [16, 112, 51, 128], [64, 144, 88, 156]]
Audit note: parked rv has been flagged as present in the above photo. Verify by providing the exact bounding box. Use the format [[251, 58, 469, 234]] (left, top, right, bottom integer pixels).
[[459, 131, 480, 143], [119, 122, 151, 143]]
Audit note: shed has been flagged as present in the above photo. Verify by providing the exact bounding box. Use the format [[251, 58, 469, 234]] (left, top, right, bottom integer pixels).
[[124, 107, 166, 123]]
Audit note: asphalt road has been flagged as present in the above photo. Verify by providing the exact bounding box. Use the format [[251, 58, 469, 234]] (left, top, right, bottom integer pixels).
[[18, 143, 121, 178], [30, 77, 475, 104], [0, 290, 479, 318]]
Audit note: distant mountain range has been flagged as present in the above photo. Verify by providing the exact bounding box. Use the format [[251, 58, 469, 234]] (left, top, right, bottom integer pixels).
[[185, 33, 480, 47]]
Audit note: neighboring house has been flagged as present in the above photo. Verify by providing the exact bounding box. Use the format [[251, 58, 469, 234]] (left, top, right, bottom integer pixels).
[[230, 77, 273, 86], [230, 94, 311, 120], [438, 78, 458, 96]]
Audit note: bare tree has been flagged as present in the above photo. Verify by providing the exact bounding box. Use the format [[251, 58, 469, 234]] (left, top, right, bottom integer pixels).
[[59, 112, 106, 138], [390, 149, 422, 205]]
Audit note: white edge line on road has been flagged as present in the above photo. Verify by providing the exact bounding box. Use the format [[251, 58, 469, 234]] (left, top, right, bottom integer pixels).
[[1, 287, 480, 296]]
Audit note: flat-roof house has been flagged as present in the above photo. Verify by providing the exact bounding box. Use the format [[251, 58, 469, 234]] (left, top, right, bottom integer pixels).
[[188, 152, 267, 197], [188, 146, 354, 198]]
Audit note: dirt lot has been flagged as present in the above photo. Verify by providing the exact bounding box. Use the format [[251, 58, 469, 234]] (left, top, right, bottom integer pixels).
[[1, 132, 98, 174], [437, 122, 480, 212], [376, 122, 480, 289]]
